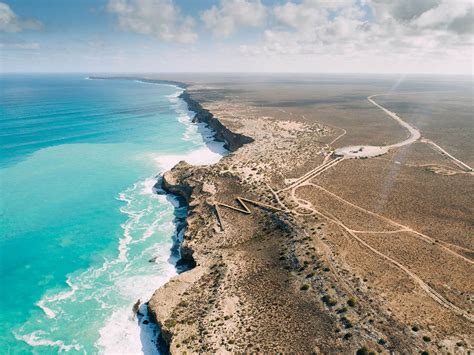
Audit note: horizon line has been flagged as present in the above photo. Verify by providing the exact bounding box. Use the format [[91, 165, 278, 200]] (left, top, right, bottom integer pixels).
[[2, 71, 473, 77]]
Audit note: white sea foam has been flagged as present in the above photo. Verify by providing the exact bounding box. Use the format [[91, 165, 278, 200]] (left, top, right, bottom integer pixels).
[[153, 87, 227, 170], [95, 235, 178, 353], [19, 172, 177, 352], [96, 273, 175, 355], [154, 145, 225, 171], [37, 278, 79, 319], [15, 331, 82, 352], [139, 177, 161, 197]]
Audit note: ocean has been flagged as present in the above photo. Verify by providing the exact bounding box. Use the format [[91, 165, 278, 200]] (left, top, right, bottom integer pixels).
[[0, 74, 225, 353]]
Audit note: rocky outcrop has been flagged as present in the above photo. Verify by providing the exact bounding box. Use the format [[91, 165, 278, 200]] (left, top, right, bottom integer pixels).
[[149, 161, 215, 353], [148, 266, 207, 353], [160, 161, 194, 203], [179, 91, 254, 152]]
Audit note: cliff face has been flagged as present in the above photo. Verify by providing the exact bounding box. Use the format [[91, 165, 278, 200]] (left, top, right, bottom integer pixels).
[[147, 90, 254, 352], [159, 161, 200, 267], [179, 91, 254, 152], [148, 162, 202, 346], [160, 164, 194, 203], [148, 159, 226, 353]]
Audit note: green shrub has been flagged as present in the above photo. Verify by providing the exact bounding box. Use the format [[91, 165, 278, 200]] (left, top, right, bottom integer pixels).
[[347, 297, 356, 307], [340, 316, 353, 328], [337, 307, 347, 314], [164, 319, 177, 328], [321, 295, 337, 306], [356, 347, 369, 355]]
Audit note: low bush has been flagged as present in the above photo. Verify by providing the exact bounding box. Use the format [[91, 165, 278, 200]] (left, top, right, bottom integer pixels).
[[321, 295, 337, 306], [164, 318, 177, 328], [347, 297, 356, 307]]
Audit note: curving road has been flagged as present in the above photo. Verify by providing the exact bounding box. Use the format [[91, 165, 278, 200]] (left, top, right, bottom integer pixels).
[[335, 93, 421, 158]]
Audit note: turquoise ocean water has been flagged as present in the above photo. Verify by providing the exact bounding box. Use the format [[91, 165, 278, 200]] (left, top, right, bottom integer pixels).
[[0, 75, 225, 353]]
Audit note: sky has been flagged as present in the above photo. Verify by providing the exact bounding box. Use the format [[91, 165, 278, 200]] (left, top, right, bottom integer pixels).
[[0, 0, 473, 74]]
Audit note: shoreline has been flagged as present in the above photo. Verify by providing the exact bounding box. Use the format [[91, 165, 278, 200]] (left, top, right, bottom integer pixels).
[[9, 77, 219, 354], [93, 77, 230, 353], [178, 91, 254, 152], [87, 76, 188, 89], [149, 84, 254, 351], [92, 79, 233, 353], [110, 78, 237, 353]]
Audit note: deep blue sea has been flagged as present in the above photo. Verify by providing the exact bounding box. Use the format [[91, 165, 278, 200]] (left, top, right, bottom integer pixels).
[[0, 74, 225, 353]]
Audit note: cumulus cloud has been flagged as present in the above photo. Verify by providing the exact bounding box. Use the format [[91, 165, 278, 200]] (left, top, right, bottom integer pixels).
[[264, 0, 367, 54], [412, 1, 474, 34], [240, 0, 473, 59], [370, 0, 473, 34], [0, 2, 43, 32], [201, 0, 266, 38], [370, 0, 442, 23], [107, 0, 197, 43]]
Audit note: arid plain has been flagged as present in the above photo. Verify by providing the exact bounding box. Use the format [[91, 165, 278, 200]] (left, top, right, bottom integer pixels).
[[146, 74, 473, 354]]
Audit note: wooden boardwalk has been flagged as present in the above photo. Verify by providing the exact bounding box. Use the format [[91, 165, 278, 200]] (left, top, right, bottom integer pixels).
[[214, 196, 285, 231]]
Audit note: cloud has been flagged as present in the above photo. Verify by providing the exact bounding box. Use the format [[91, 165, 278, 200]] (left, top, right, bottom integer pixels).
[[265, 0, 367, 53], [370, 0, 474, 35], [273, 0, 352, 30], [241, 0, 473, 59], [107, 0, 197, 43], [0, 2, 43, 32], [411, 1, 474, 34], [369, 0, 442, 23], [201, 0, 266, 38]]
